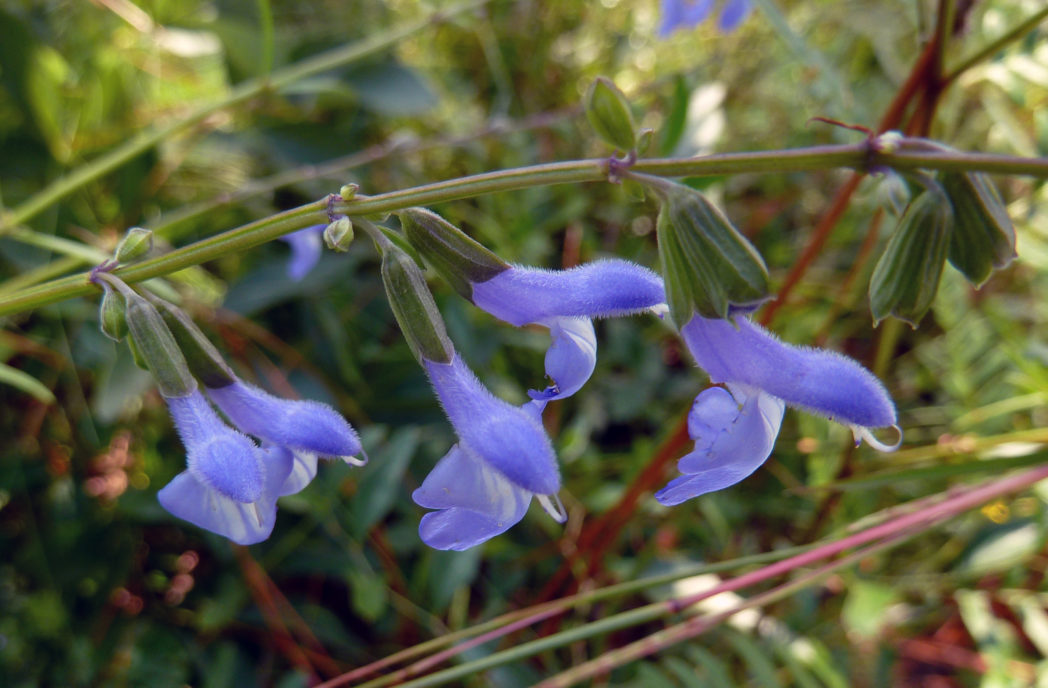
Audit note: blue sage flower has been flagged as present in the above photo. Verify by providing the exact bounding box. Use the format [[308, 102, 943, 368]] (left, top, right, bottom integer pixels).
[[658, 313, 900, 504], [157, 389, 293, 544], [658, 0, 752, 36], [280, 225, 325, 281], [206, 378, 365, 496], [412, 356, 565, 550], [655, 383, 784, 505], [470, 259, 666, 401]]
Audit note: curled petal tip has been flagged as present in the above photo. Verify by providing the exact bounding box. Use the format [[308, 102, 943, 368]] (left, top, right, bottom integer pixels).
[[852, 424, 903, 452]]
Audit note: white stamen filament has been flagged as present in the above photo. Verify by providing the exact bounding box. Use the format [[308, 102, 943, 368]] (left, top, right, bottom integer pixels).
[[537, 494, 567, 523], [852, 424, 903, 452]]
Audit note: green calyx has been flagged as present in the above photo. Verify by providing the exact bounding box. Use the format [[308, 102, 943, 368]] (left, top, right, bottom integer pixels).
[[120, 287, 197, 398], [399, 208, 508, 300], [98, 287, 128, 341], [940, 171, 1017, 287], [869, 190, 953, 327], [647, 178, 770, 324], [380, 245, 455, 365], [148, 296, 236, 389]]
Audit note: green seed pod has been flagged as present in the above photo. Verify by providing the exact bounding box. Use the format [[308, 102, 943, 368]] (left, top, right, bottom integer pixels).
[[869, 191, 953, 327], [98, 287, 128, 341], [323, 216, 355, 252], [399, 208, 508, 300], [647, 177, 770, 323], [584, 77, 638, 153], [940, 171, 1017, 287], [114, 227, 153, 263], [380, 246, 454, 364]]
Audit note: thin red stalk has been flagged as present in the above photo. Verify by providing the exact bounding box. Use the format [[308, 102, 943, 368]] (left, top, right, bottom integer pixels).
[[235, 547, 320, 682], [669, 464, 1048, 613], [316, 602, 568, 687], [536, 464, 1048, 687], [537, 414, 689, 603], [760, 24, 943, 327]]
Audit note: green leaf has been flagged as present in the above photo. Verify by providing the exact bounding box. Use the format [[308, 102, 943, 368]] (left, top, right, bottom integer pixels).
[[344, 61, 439, 116], [723, 628, 783, 688], [954, 520, 1042, 577], [659, 75, 690, 156], [842, 580, 899, 639], [349, 427, 420, 537], [0, 361, 54, 404]]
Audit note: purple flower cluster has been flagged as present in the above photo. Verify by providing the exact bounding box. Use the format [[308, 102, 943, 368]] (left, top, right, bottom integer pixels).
[[158, 378, 363, 545]]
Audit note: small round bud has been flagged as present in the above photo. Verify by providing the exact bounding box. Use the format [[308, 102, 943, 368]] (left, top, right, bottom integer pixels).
[[339, 183, 359, 200], [323, 216, 355, 252]]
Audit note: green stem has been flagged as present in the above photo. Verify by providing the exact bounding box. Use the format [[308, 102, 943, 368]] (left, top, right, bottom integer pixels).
[[3, 144, 1047, 318], [944, 6, 1048, 84], [0, 0, 488, 236]]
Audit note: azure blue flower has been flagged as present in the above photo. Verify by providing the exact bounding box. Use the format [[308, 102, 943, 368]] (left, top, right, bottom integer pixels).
[[412, 355, 565, 550], [655, 383, 784, 505], [658, 0, 752, 37], [280, 225, 325, 281], [206, 378, 365, 496], [658, 313, 900, 504], [156, 389, 293, 544], [470, 259, 666, 401]]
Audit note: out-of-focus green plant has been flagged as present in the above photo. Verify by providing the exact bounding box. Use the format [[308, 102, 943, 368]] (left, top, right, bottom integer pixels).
[[2, 1, 1048, 687]]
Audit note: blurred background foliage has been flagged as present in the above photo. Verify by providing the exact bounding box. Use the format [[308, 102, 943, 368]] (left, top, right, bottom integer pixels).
[[0, 0, 1047, 685]]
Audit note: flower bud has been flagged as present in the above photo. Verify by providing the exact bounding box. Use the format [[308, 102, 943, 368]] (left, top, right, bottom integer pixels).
[[869, 191, 953, 327], [98, 287, 128, 341], [323, 216, 354, 252], [123, 290, 197, 397], [940, 171, 1017, 287], [399, 208, 508, 299], [115, 227, 153, 263], [646, 177, 770, 323], [148, 297, 236, 389], [584, 77, 638, 152], [380, 246, 454, 364], [339, 183, 359, 200]]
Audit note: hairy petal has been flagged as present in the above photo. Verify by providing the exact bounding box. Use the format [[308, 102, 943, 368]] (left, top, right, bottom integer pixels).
[[528, 317, 597, 401], [158, 446, 293, 545], [167, 391, 265, 503], [656, 384, 784, 506], [412, 446, 531, 551], [424, 355, 559, 494], [208, 380, 363, 463], [278, 451, 318, 497], [471, 260, 665, 327], [680, 314, 896, 429]]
